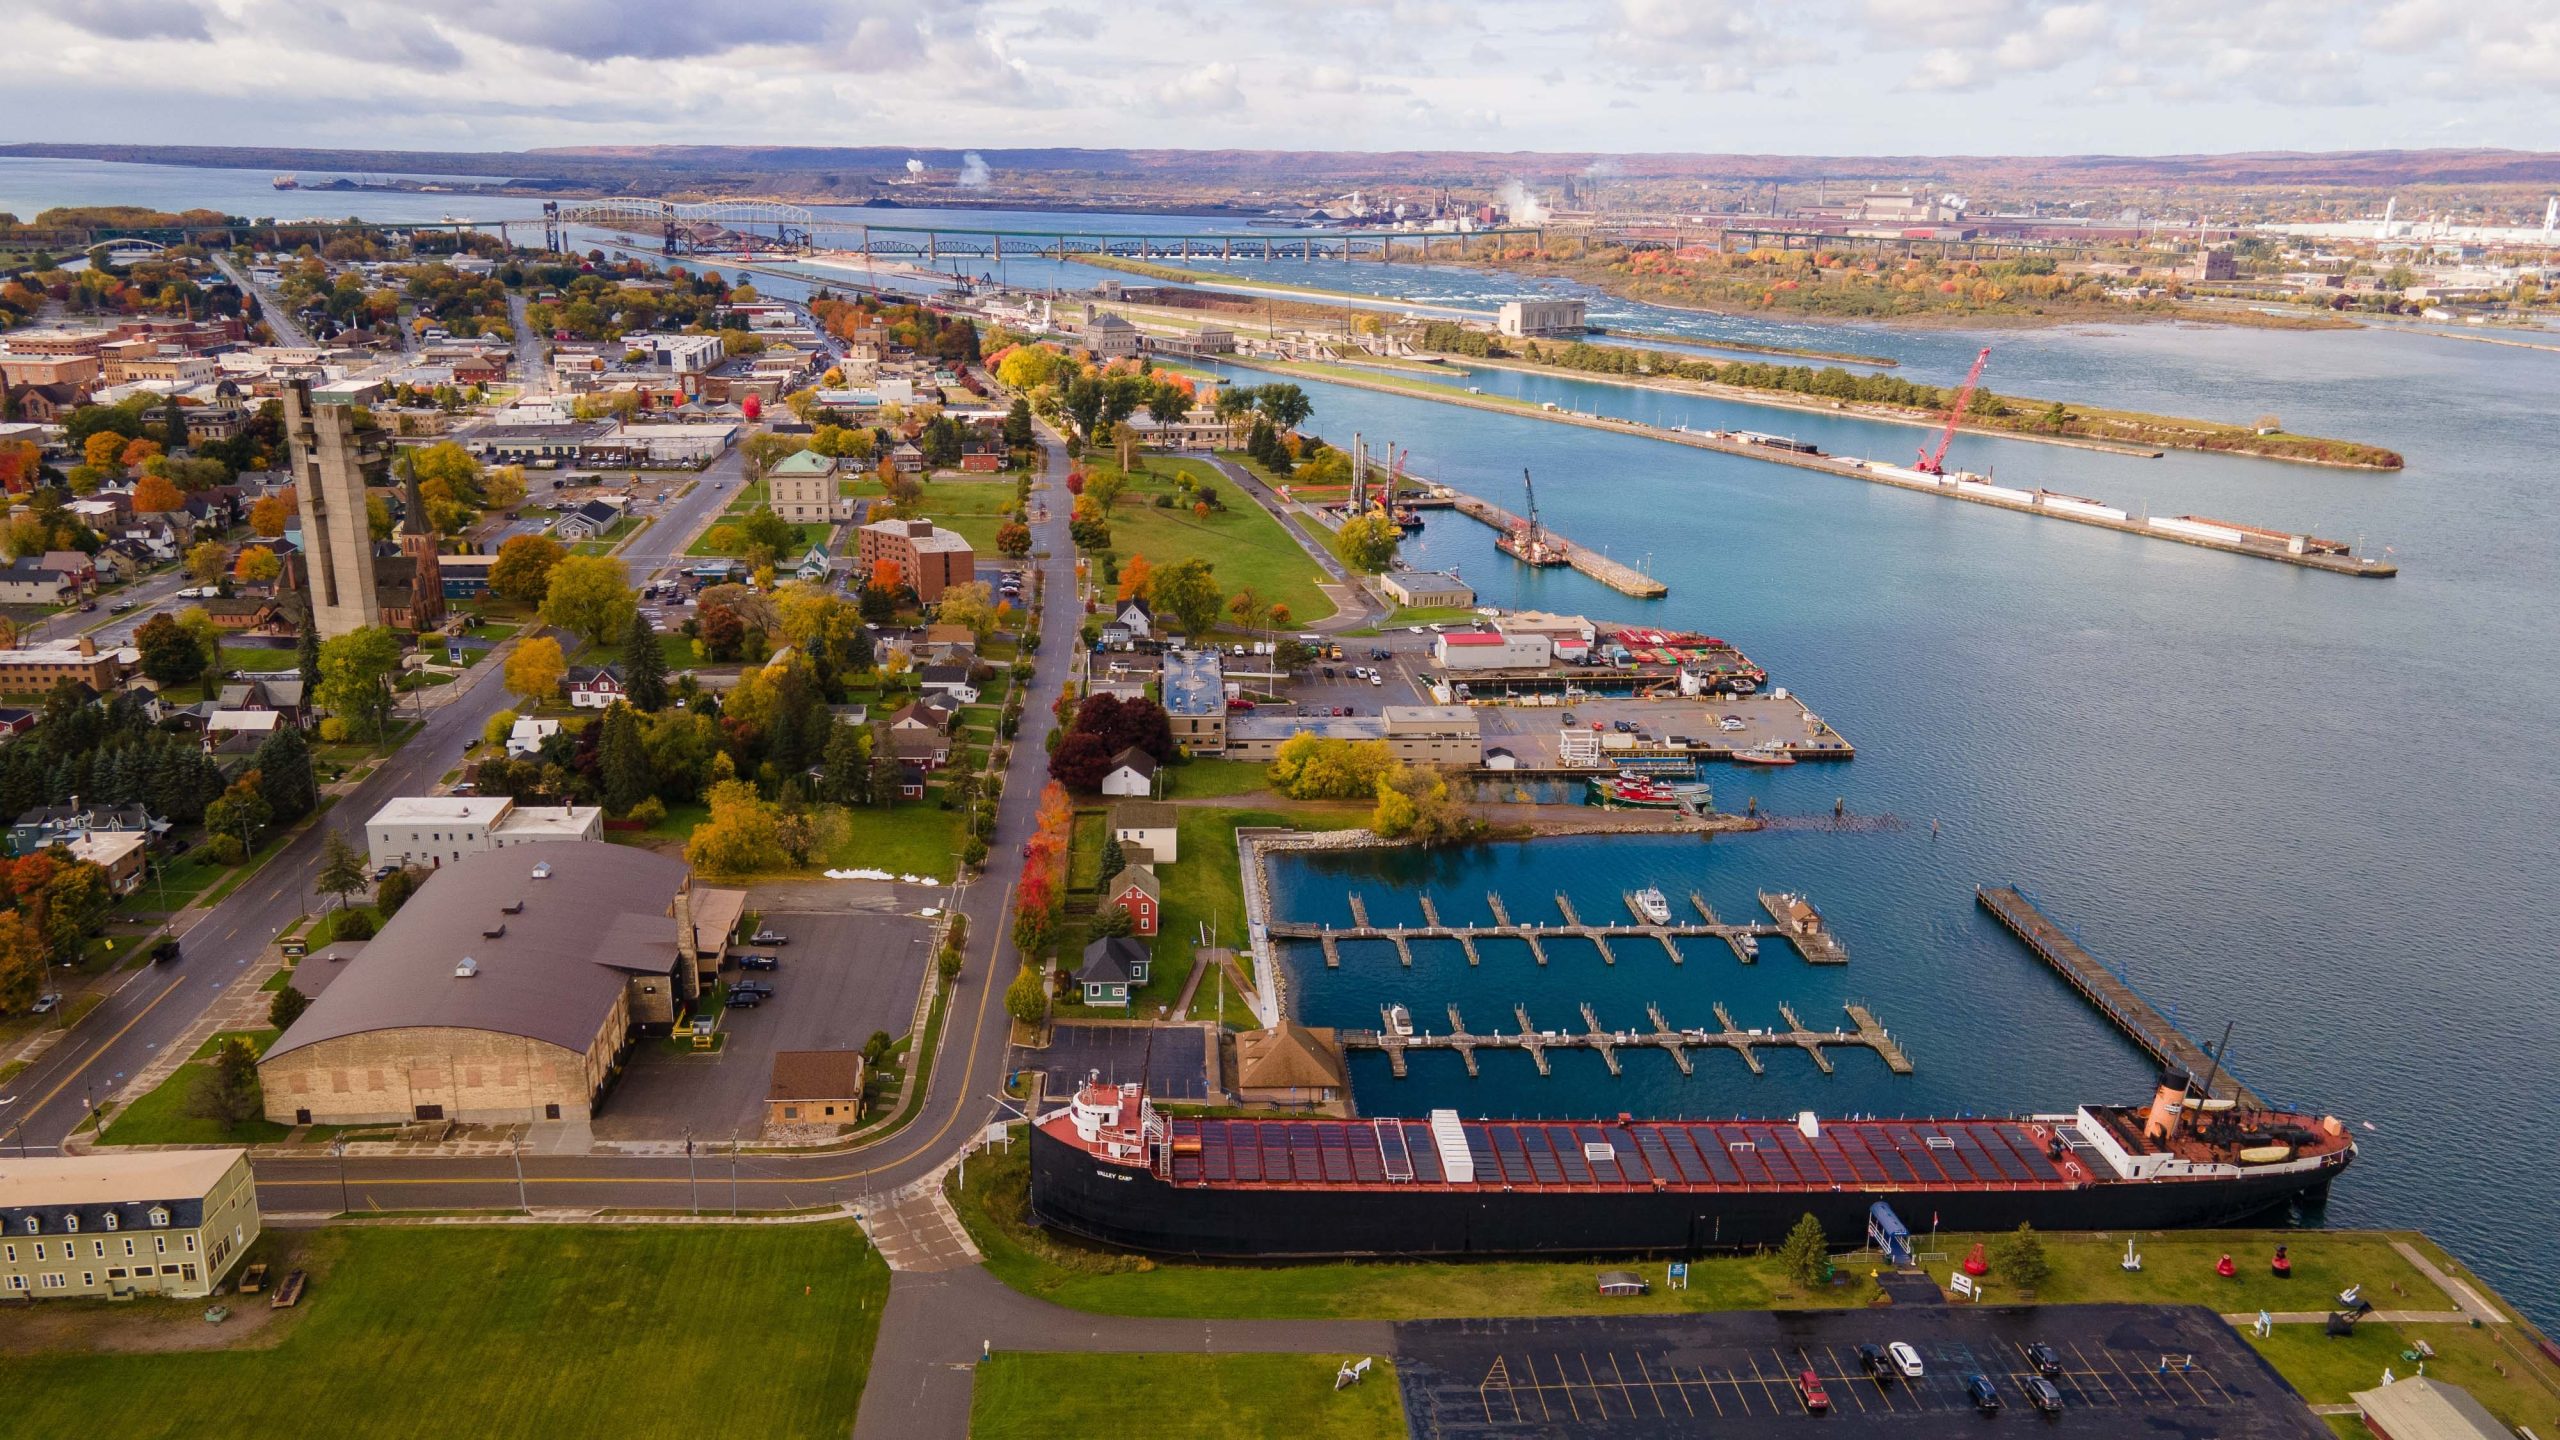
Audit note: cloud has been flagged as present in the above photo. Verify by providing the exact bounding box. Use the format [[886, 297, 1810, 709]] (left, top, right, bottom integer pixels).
[[1307, 64, 1360, 92], [428, 0, 949, 65], [58, 0, 212, 42], [293, 5, 466, 71], [1029, 5, 1100, 40], [1152, 60, 1242, 113], [1906, 48, 1981, 91]]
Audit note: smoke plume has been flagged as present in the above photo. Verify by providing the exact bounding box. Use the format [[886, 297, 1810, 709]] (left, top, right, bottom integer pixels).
[[1499, 179, 1549, 224], [958, 152, 992, 188]]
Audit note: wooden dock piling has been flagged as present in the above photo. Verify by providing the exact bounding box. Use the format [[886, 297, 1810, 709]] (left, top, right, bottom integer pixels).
[[1976, 885, 2256, 1104]]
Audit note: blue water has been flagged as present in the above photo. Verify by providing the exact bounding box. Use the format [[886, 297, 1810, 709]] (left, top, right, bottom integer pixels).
[[14, 158, 2558, 1324], [1225, 292, 2560, 1326]]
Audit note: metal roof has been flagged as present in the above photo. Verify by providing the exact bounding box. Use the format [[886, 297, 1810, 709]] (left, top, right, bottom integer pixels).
[[265, 842, 691, 1062]]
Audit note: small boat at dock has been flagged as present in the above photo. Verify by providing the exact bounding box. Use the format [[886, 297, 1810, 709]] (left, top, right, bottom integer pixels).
[[1732, 746, 1797, 767], [1631, 888, 1672, 925], [1587, 773, 1683, 808], [1384, 1004, 1414, 1038]]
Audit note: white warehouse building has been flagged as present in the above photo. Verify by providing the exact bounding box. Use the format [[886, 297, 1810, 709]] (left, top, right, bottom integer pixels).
[[365, 796, 604, 873]]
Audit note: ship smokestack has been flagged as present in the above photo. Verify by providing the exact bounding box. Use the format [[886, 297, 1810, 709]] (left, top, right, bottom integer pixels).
[[2143, 1068, 2192, 1142]]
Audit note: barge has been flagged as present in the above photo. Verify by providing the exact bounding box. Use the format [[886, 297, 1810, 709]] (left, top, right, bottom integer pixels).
[[1029, 1071, 2354, 1258]]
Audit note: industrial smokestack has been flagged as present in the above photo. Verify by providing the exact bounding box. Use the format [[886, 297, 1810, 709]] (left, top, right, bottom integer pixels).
[[2143, 1068, 2192, 1143]]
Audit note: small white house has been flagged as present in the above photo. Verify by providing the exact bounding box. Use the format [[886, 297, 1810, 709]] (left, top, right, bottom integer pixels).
[[1099, 747, 1157, 798], [507, 716, 561, 758], [1112, 598, 1153, 639], [565, 665, 625, 709]]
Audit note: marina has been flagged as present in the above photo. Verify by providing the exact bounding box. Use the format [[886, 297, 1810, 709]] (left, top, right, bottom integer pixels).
[[1269, 886, 1855, 969], [1339, 999, 1914, 1079]]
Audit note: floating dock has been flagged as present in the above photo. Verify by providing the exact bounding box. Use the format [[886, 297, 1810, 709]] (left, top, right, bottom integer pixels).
[[1976, 884, 2260, 1105], [1343, 1001, 1912, 1078], [1277, 888, 1856, 968], [1448, 493, 1669, 598]]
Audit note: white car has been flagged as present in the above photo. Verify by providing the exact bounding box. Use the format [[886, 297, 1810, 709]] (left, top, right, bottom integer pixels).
[[1368, 672, 1384, 686], [1887, 1342, 1924, 1379], [1408, 624, 1424, 633]]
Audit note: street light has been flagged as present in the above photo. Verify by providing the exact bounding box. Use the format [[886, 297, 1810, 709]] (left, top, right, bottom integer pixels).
[[331, 1138, 349, 1214], [685, 1130, 698, 1215]]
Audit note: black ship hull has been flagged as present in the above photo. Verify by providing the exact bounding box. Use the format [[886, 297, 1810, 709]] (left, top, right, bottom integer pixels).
[[1029, 1124, 2346, 1259]]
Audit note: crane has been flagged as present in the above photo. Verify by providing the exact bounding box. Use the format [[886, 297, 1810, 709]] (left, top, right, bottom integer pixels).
[[1915, 345, 1992, 477]]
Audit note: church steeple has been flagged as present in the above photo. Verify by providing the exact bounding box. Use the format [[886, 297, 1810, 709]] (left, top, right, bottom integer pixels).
[[399, 452, 432, 538]]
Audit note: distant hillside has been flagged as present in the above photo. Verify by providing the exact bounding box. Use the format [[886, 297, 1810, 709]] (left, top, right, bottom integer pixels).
[[11, 141, 2560, 193]]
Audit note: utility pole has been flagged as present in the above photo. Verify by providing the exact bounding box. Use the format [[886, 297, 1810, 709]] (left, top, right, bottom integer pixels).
[[331, 1139, 349, 1214], [685, 1130, 698, 1215], [730, 1142, 739, 1217], [512, 1135, 528, 1211]]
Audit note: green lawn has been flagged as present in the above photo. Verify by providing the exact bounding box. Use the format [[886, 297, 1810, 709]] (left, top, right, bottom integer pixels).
[[2248, 1320, 2560, 1433], [98, 1030, 286, 1147], [0, 1225, 891, 1440], [1145, 805, 1364, 1018], [1080, 455, 1337, 625], [973, 1354, 1406, 1440], [847, 476, 1021, 553], [952, 1138, 1844, 1319], [1166, 758, 1271, 798], [1067, 811, 1108, 891], [813, 800, 968, 880]]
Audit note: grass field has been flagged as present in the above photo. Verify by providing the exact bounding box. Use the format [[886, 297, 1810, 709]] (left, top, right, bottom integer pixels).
[[1079, 455, 1336, 625], [98, 1030, 284, 1147], [1149, 805, 1364, 1019], [973, 1353, 1406, 1439], [813, 800, 968, 880], [846, 476, 1021, 553], [2248, 1318, 2560, 1433], [1165, 758, 1271, 798], [0, 1225, 891, 1440]]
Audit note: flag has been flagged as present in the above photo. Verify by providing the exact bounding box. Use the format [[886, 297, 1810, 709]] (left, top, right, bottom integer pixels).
[[1932, 1211, 1940, 1228]]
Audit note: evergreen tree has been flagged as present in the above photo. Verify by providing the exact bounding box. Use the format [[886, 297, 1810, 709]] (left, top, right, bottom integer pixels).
[[1099, 832, 1125, 880], [268, 984, 310, 1030], [1990, 1222, 2051, 1291], [621, 608, 669, 712], [1776, 1212, 1832, 1290], [294, 597, 322, 700], [820, 721, 869, 805], [252, 725, 318, 824], [160, 394, 189, 451], [598, 702, 654, 815], [185, 1037, 265, 1131]]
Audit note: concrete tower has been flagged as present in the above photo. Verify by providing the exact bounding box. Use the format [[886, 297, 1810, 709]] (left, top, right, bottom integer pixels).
[[282, 379, 380, 641]]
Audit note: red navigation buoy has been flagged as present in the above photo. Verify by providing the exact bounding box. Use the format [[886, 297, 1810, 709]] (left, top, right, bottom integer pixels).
[[2271, 1245, 2292, 1278], [1961, 1243, 1990, 1277], [2215, 1253, 2238, 1279]]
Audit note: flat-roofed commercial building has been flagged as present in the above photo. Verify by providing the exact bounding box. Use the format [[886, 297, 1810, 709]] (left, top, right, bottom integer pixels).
[[364, 795, 603, 872], [856, 518, 975, 602], [1160, 648, 1227, 754], [1496, 298, 1588, 337], [1380, 570, 1475, 609], [0, 1150, 261, 1300], [1431, 629, 1553, 671], [1382, 705, 1483, 765], [258, 843, 710, 1125]]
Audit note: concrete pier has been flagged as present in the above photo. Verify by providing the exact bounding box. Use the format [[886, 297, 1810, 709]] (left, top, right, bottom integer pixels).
[[1448, 493, 1670, 597]]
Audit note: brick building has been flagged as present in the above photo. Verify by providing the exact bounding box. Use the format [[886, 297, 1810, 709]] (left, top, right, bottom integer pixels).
[[856, 518, 975, 602], [0, 1150, 261, 1301]]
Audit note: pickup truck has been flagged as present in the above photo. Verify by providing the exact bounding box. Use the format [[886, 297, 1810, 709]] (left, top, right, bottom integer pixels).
[[748, 930, 787, 946]]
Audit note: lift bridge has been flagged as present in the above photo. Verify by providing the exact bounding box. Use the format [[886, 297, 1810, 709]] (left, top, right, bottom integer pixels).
[[543, 199, 1544, 264]]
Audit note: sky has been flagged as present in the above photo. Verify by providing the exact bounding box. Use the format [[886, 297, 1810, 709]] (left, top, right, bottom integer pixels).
[[5, 0, 2558, 157]]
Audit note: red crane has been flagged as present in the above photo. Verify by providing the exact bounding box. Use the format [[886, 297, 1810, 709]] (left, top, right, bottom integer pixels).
[[1915, 345, 1992, 476]]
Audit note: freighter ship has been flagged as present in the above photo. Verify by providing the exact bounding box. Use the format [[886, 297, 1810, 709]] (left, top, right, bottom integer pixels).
[[1029, 1070, 2354, 1258]]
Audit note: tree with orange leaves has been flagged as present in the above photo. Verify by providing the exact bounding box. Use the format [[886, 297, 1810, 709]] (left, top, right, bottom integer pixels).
[[249, 491, 297, 537], [1116, 554, 1153, 603], [132, 473, 185, 513], [119, 437, 163, 472], [82, 431, 125, 472]]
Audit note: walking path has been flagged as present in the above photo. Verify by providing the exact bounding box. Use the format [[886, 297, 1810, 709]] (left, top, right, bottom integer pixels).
[[851, 1262, 1393, 1440]]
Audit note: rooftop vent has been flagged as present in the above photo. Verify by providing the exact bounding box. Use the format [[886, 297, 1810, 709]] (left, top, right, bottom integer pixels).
[[455, 957, 479, 978], [481, 922, 507, 940], [530, 861, 553, 880], [501, 900, 524, 915]]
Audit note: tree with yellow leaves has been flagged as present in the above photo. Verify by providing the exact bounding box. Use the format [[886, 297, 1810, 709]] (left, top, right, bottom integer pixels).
[[504, 634, 566, 709]]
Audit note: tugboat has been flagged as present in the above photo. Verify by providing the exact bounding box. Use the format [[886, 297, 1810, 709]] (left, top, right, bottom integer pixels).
[[1631, 887, 1672, 925], [271, 174, 299, 190]]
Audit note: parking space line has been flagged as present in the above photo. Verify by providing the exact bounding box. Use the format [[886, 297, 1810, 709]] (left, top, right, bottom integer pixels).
[[2066, 1341, 2117, 1404], [2102, 1345, 2165, 1403], [1555, 1352, 1586, 1423], [1580, 1351, 1616, 1421]]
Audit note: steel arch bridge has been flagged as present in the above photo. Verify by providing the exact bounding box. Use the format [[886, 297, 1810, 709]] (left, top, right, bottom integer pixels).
[[545, 199, 816, 256]]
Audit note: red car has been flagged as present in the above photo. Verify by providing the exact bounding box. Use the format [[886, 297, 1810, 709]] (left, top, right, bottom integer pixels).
[[1796, 1369, 1831, 1413]]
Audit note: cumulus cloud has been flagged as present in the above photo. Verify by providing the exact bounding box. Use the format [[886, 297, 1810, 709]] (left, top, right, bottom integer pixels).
[[59, 0, 212, 42], [1029, 5, 1100, 40], [1152, 60, 1243, 113]]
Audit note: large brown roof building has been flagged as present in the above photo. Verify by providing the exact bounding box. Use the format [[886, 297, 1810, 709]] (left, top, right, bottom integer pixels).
[[856, 518, 974, 602]]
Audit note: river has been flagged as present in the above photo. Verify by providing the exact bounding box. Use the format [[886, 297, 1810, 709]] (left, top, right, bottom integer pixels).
[[11, 158, 2558, 1326]]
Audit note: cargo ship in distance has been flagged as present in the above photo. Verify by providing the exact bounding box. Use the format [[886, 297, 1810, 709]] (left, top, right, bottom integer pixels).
[[1029, 1071, 2355, 1258]]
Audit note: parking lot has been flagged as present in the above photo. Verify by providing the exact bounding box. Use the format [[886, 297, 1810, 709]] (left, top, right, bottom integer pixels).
[[1473, 693, 1842, 766], [594, 907, 936, 1141], [1393, 1303, 2327, 1438], [1015, 1022, 1214, 1102]]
